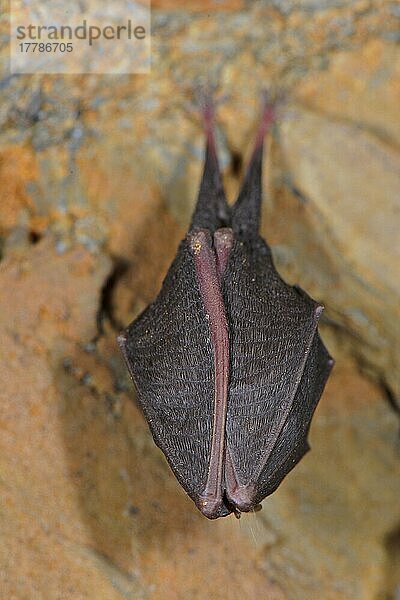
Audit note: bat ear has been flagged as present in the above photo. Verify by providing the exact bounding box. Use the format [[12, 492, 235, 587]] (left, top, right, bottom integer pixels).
[[231, 92, 277, 237], [190, 91, 230, 232]]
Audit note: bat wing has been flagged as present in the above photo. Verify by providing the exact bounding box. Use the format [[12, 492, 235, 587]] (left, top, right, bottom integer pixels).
[[118, 240, 230, 516], [223, 236, 333, 501], [255, 331, 333, 501]]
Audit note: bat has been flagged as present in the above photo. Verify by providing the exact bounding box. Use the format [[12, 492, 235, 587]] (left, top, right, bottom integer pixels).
[[118, 93, 334, 520]]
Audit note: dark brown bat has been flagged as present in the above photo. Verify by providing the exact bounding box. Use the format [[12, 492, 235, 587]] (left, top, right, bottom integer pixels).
[[118, 94, 334, 519]]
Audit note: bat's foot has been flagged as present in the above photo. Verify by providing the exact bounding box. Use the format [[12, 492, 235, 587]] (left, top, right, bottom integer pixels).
[[252, 91, 280, 152]]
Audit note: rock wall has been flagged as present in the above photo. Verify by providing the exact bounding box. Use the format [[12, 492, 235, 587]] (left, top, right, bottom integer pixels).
[[0, 1, 399, 598]]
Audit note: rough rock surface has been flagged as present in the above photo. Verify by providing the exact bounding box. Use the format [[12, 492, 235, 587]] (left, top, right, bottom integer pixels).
[[1, 0, 399, 598]]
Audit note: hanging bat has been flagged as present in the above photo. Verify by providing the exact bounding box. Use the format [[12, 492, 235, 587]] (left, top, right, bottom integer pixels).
[[118, 94, 334, 520]]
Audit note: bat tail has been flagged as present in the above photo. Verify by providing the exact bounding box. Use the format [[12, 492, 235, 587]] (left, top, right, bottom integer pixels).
[[231, 91, 277, 237], [190, 90, 230, 231]]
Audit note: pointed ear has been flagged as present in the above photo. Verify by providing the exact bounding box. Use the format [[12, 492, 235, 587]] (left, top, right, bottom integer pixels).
[[190, 93, 230, 232], [231, 93, 276, 237]]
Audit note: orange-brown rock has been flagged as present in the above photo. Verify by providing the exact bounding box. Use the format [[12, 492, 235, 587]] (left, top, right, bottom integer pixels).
[[1, 1, 399, 597]]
